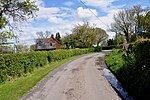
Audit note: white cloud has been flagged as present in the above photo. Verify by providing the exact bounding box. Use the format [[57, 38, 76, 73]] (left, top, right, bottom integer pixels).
[[36, 7, 74, 24], [63, 1, 74, 6], [48, 17, 64, 24], [17, 0, 125, 45], [36, 7, 61, 23], [37, 7, 60, 18], [76, 7, 98, 19], [82, 0, 117, 8], [33, 0, 45, 8], [81, 0, 123, 12]]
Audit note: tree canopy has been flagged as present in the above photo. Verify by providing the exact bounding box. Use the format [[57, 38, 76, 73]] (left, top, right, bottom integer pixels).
[[63, 22, 108, 48], [111, 5, 149, 43], [0, 0, 39, 44], [55, 32, 62, 44]]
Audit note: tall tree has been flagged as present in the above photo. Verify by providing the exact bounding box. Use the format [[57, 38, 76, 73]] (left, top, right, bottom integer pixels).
[[111, 5, 149, 43], [111, 9, 135, 43], [55, 32, 61, 44], [0, 0, 39, 43], [95, 28, 108, 46], [16, 44, 30, 53], [62, 33, 75, 49], [144, 11, 150, 32], [71, 22, 97, 48], [63, 22, 107, 48], [114, 33, 125, 45]]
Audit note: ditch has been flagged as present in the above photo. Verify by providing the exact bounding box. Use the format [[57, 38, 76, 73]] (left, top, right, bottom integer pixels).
[[96, 56, 134, 100]]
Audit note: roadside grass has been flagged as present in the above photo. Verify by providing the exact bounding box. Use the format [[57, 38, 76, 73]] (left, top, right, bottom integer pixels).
[[105, 49, 125, 73], [0, 54, 88, 100]]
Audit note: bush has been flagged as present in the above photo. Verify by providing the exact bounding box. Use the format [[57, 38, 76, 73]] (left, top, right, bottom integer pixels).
[[121, 38, 150, 99], [105, 49, 125, 73], [106, 39, 150, 99], [94, 46, 102, 52], [88, 46, 102, 52], [88, 47, 95, 52], [0, 49, 90, 83]]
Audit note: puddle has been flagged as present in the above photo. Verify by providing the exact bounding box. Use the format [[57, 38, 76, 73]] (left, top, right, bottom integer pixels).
[[97, 56, 134, 100], [102, 68, 134, 100]]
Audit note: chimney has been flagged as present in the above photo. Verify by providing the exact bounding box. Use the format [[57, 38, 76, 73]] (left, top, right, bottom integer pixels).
[[51, 34, 54, 38]]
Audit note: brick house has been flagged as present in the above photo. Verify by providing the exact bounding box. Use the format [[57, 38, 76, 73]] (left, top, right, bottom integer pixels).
[[35, 34, 60, 51]]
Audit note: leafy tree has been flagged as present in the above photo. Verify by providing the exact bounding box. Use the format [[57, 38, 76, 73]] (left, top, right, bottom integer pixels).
[[111, 5, 149, 43], [0, 31, 14, 44], [63, 22, 107, 48], [114, 33, 125, 45], [111, 9, 135, 43], [107, 39, 115, 46], [71, 22, 97, 48], [55, 32, 62, 44], [30, 44, 35, 51], [0, 0, 39, 43], [16, 44, 30, 52], [62, 33, 76, 49], [144, 11, 150, 32], [36, 31, 51, 38], [95, 28, 108, 46]]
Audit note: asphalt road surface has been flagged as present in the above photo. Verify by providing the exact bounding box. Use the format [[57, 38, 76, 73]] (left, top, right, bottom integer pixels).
[[21, 52, 121, 100]]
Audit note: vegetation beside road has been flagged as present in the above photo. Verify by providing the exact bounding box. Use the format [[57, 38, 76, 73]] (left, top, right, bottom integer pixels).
[[105, 49, 125, 73], [0, 54, 90, 100], [105, 38, 150, 99], [0, 49, 92, 83]]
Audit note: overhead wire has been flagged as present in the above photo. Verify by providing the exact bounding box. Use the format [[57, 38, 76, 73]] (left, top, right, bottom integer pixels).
[[77, 0, 112, 31]]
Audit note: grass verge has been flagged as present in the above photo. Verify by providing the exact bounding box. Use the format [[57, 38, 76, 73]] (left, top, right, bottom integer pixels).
[[0, 54, 89, 100], [105, 49, 125, 73]]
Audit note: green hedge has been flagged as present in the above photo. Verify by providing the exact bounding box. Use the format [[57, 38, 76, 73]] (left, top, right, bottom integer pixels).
[[47, 49, 89, 62], [88, 46, 102, 52], [0, 49, 90, 83], [106, 39, 150, 99], [118, 39, 150, 99], [0, 51, 48, 82]]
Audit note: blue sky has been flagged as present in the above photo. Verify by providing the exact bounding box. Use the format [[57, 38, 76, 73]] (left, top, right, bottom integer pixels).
[[19, 0, 150, 45]]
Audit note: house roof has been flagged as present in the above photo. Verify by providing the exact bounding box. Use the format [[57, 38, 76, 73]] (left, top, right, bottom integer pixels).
[[46, 34, 60, 44], [36, 34, 60, 44]]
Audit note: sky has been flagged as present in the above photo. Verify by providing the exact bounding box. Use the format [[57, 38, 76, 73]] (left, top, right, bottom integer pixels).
[[18, 0, 150, 45]]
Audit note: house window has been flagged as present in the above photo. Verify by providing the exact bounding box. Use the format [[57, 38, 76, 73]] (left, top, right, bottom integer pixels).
[[50, 42, 55, 47], [50, 42, 53, 46], [37, 41, 42, 46]]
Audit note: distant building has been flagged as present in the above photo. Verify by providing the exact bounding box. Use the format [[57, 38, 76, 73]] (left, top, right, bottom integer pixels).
[[35, 34, 60, 51]]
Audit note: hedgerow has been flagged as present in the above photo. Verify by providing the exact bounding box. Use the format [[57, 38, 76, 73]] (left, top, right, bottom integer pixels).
[[88, 46, 102, 52], [0, 51, 48, 82], [106, 38, 150, 99], [0, 49, 90, 83]]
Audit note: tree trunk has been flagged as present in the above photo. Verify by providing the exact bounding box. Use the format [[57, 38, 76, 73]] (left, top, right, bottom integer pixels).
[[124, 31, 129, 43]]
